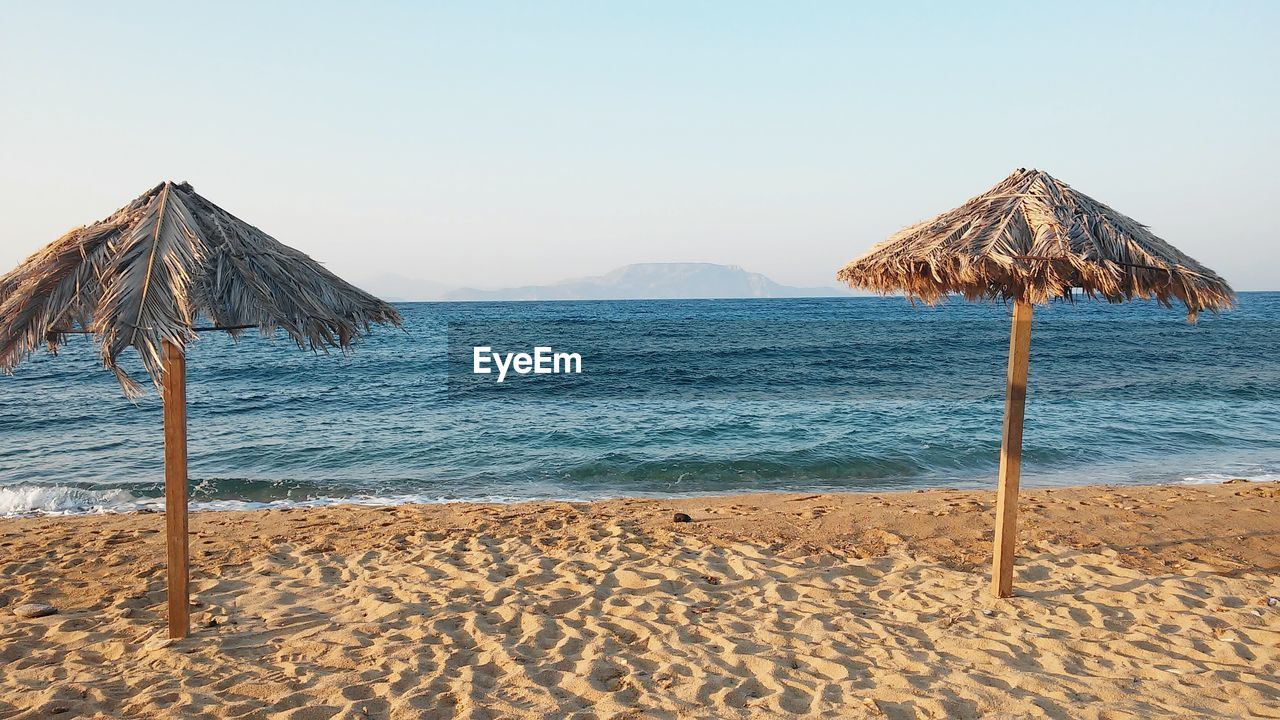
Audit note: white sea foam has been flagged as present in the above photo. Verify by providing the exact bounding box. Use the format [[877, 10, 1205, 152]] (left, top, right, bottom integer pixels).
[[0, 485, 159, 517], [0, 485, 601, 518], [1178, 472, 1280, 485], [4, 473, 1276, 518]]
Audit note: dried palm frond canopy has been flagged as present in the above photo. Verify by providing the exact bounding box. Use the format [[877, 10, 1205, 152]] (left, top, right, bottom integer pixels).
[[836, 168, 1234, 601], [0, 181, 401, 396], [837, 168, 1234, 319], [1, 181, 402, 639]]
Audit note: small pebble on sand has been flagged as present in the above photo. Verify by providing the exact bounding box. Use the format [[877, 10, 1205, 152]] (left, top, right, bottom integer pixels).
[[12, 603, 57, 619]]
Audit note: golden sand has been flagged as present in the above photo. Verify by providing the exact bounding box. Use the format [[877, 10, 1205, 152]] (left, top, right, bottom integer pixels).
[[2, 482, 1277, 718]]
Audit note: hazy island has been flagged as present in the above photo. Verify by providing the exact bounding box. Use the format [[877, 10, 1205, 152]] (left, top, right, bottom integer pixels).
[[362, 262, 852, 302]]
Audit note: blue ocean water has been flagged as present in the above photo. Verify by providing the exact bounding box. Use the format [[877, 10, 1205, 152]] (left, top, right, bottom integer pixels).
[[1, 294, 1277, 515]]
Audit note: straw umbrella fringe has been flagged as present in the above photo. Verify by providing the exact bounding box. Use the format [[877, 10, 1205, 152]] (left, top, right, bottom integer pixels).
[[837, 168, 1234, 599], [0, 181, 401, 397], [837, 168, 1234, 320]]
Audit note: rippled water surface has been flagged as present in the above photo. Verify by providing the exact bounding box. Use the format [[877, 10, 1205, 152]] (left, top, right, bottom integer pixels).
[[1, 294, 1276, 514]]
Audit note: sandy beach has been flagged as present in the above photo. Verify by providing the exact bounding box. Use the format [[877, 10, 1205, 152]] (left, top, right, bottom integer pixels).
[[1, 481, 1277, 719]]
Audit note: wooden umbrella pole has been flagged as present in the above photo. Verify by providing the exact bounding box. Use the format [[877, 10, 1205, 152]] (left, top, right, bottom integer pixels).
[[991, 299, 1033, 598], [162, 340, 190, 638]]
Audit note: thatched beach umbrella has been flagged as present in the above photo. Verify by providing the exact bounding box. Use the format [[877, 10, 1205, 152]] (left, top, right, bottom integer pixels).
[[0, 181, 401, 636], [837, 168, 1233, 598]]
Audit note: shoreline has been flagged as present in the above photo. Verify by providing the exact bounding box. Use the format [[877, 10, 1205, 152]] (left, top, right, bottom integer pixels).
[[2, 474, 1278, 520], [8, 480, 1275, 574], [2, 481, 1277, 717]]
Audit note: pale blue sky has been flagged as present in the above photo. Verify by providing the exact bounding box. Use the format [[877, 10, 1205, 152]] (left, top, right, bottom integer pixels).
[[1, 1, 1276, 291]]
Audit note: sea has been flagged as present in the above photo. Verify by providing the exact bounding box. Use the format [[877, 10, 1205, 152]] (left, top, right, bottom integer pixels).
[[1, 293, 1276, 516]]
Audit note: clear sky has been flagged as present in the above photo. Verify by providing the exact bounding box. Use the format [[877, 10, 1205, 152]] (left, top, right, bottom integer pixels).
[[1, 1, 1276, 291]]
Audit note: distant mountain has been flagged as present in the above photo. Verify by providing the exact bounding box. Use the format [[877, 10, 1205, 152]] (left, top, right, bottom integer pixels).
[[443, 263, 850, 301], [355, 273, 453, 302]]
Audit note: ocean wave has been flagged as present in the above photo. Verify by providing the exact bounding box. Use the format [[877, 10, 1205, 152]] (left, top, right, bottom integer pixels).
[[0, 483, 606, 518], [4, 468, 1278, 518], [0, 485, 159, 517], [1178, 472, 1280, 485]]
